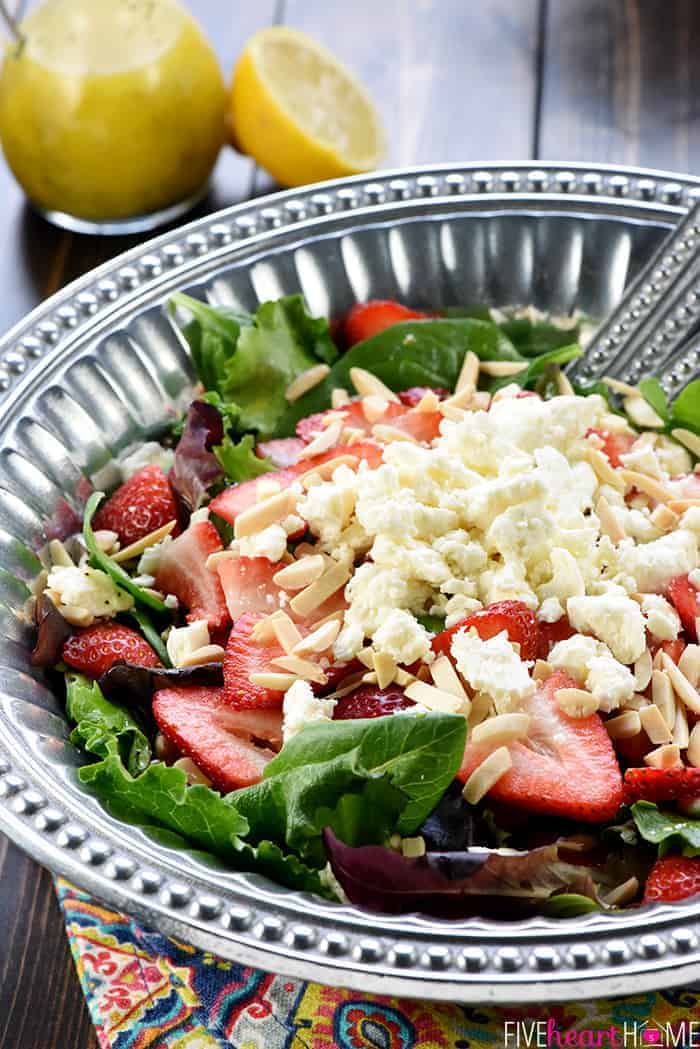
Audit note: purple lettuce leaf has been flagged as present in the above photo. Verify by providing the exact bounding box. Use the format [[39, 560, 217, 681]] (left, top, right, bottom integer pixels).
[[99, 661, 224, 712], [169, 400, 224, 515], [323, 829, 597, 918], [31, 594, 72, 667]]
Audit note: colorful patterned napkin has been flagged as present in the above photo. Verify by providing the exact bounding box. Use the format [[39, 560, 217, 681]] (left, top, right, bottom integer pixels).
[[56, 878, 700, 1048]]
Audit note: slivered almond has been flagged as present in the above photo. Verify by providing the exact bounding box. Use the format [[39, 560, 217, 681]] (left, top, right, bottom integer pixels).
[[661, 652, 700, 714], [178, 644, 226, 668], [272, 555, 325, 591], [298, 419, 344, 460], [605, 710, 642, 740], [430, 655, 469, 701], [533, 659, 554, 681], [93, 529, 119, 553], [361, 395, 389, 423], [603, 877, 639, 907], [270, 614, 303, 654], [401, 836, 426, 858], [471, 391, 491, 411], [674, 699, 690, 750], [478, 359, 528, 377], [585, 446, 625, 491], [301, 471, 322, 489], [310, 608, 345, 628], [341, 427, 366, 445], [173, 757, 212, 786], [349, 367, 399, 402], [619, 469, 672, 504], [462, 746, 512, 804], [650, 503, 679, 530], [290, 561, 351, 617], [644, 743, 682, 769], [640, 703, 674, 744], [554, 367, 575, 396], [234, 489, 298, 539], [394, 667, 417, 687], [371, 424, 417, 444], [112, 519, 177, 563], [255, 478, 282, 502], [299, 455, 358, 485], [415, 390, 440, 412], [291, 618, 341, 656], [331, 387, 351, 408], [356, 647, 375, 668], [285, 363, 330, 402], [456, 350, 480, 393], [596, 496, 625, 543], [679, 645, 700, 688], [471, 712, 530, 746], [439, 384, 475, 416], [633, 649, 653, 692], [623, 395, 665, 429], [206, 550, 238, 570], [651, 670, 675, 728], [468, 691, 492, 727], [249, 671, 298, 690], [555, 687, 599, 718], [652, 646, 665, 670], [438, 403, 467, 422], [687, 723, 700, 767], [621, 693, 650, 711], [250, 609, 289, 643], [602, 375, 639, 397], [668, 498, 700, 513], [404, 680, 468, 714], [671, 427, 700, 458], [270, 654, 327, 684], [48, 539, 74, 567], [373, 651, 397, 689], [362, 670, 378, 684]]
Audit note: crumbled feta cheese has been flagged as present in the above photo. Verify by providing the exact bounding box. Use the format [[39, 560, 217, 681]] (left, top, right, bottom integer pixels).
[[451, 629, 535, 713], [566, 593, 646, 664], [682, 507, 700, 538], [296, 464, 359, 544], [282, 680, 335, 741], [619, 443, 664, 479], [372, 609, 432, 665], [236, 524, 288, 562], [655, 435, 692, 477], [538, 547, 585, 603], [167, 620, 210, 668], [617, 529, 697, 593], [538, 597, 564, 623], [47, 565, 133, 622], [118, 441, 175, 481], [641, 593, 681, 641], [137, 534, 173, 577], [549, 634, 635, 711], [689, 568, 700, 589]]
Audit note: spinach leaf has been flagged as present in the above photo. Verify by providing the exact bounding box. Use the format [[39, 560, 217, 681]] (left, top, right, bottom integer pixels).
[[631, 800, 700, 856], [84, 492, 167, 613], [499, 317, 582, 359], [541, 893, 601, 918], [231, 713, 467, 865], [277, 318, 521, 434], [213, 433, 275, 483], [66, 673, 151, 776], [638, 377, 671, 424], [671, 380, 700, 434], [485, 343, 582, 394]]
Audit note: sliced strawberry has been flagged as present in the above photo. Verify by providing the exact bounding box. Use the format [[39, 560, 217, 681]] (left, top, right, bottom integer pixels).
[[62, 622, 160, 677], [223, 611, 288, 709], [153, 685, 281, 791], [432, 600, 540, 663], [333, 685, 415, 720], [216, 556, 286, 622], [614, 727, 654, 770], [586, 428, 636, 468], [644, 855, 700, 904], [256, 438, 305, 469], [457, 671, 624, 822], [397, 386, 449, 406], [537, 615, 576, 660], [623, 766, 700, 804], [209, 441, 384, 526], [649, 637, 687, 665], [154, 521, 229, 632], [344, 300, 427, 345], [666, 575, 699, 641], [296, 399, 441, 446], [94, 465, 179, 546]]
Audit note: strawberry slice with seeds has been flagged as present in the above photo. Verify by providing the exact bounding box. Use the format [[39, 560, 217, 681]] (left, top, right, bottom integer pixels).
[[433, 600, 540, 663], [223, 611, 290, 709], [153, 685, 281, 791], [344, 300, 427, 345], [209, 441, 384, 526], [586, 428, 636, 468], [62, 622, 160, 677], [296, 400, 441, 446], [94, 465, 179, 546], [457, 671, 624, 822], [397, 387, 449, 406], [333, 685, 415, 720], [216, 557, 286, 623], [644, 855, 700, 904], [256, 437, 306, 468], [666, 575, 700, 640], [623, 766, 700, 804], [154, 521, 229, 632]]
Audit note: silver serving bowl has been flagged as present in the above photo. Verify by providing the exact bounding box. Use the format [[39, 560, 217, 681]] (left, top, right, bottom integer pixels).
[[2, 163, 700, 1004]]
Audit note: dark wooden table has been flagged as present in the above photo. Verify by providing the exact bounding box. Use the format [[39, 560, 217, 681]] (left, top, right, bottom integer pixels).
[[1, 2, 700, 1045]]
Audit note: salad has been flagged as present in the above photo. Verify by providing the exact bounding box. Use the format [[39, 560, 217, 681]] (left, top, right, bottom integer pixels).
[[30, 293, 700, 919]]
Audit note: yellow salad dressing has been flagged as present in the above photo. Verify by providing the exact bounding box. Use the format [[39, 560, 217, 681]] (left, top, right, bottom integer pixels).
[[0, 0, 226, 221]]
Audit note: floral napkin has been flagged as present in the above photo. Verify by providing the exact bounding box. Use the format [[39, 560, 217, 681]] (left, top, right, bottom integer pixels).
[[56, 878, 699, 1048]]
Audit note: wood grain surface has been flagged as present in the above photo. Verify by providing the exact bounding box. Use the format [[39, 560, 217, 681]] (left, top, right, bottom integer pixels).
[[0, 1, 698, 1046]]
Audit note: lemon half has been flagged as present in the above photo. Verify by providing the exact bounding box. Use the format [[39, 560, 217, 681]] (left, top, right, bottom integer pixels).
[[230, 27, 384, 187]]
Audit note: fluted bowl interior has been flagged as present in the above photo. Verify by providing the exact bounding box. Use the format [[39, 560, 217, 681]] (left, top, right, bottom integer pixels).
[[1, 163, 700, 1003]]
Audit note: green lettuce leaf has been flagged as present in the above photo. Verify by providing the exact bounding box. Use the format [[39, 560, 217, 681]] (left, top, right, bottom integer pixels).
[[169, 293, 251, 395], [638, 377, 671, 424], [84, 492, 167, 613], [66, 674, 150, 776], [486, 343, 582, 394], [231, 712, 467, 866], [213, 433, 275, 483], [541, 893, 601, 918], [670, 380, 700, 434], [631, 800, 700, 856]]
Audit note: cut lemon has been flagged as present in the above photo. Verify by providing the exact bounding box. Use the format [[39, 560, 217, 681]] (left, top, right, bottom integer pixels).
[[230, 27, 384, 187]]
